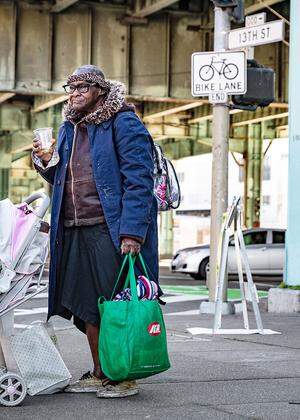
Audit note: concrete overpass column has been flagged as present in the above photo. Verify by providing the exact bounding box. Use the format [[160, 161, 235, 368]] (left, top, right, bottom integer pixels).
[[0, 169, 10, 200], [284, 0, 300, 289], [245, 124, 262, 228], [269, 0, 300, 312], [0, 135, 12, 200]]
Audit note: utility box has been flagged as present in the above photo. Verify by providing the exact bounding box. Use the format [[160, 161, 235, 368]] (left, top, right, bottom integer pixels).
[[232, 60, 275, 109]]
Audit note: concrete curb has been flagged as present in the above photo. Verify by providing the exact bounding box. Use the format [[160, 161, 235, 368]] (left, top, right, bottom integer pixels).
[[268, 287, 300, 313]]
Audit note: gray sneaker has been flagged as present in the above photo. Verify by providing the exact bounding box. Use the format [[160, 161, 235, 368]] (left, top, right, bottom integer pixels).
[[96, 380, 139, 398], [64, 371, 103, 393]]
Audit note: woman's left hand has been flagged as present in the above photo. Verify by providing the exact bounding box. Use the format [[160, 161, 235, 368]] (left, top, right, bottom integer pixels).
[[121, 238, 141, 255]]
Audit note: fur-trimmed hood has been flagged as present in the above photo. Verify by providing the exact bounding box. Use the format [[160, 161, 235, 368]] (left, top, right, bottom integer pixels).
[[63, 80, 135, 125]]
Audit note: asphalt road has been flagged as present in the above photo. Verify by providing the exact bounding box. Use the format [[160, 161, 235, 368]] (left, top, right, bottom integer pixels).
[[12, 267, 281, 331], [13, 268, 213, 330]]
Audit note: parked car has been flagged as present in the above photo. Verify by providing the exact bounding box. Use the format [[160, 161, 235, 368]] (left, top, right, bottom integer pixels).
[[171, 228, 286, 280]]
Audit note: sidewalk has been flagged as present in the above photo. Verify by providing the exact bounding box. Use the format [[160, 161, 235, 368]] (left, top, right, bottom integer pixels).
[[1, 309, 299, 419]]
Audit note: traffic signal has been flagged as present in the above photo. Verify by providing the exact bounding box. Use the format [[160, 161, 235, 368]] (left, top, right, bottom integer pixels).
[[232, 60, 275, 111], [211, 0, 238, 6], [211, 1, 244, 24], [231, 0, 244, 24]]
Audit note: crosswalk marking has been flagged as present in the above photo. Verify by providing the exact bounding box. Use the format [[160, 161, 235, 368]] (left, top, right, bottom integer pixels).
[[166, 309, 200, 316], [187, 327, 281, 335], [159, 275, 190, 280], [12, 290, 206, 323], [163, 294, 205, 303], [19, 293, 204, 311]]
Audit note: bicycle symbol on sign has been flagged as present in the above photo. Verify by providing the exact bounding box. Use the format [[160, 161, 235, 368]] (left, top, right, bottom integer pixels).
[[199, 57, 239, 81]]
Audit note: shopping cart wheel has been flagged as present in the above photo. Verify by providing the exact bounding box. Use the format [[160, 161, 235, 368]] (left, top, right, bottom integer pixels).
[[0, 373, 27, 406]]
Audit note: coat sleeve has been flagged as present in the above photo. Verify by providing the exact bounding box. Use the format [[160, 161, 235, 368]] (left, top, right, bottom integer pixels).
[[34, 164, 57, 186], [114, 112, 154, 243], [32, 125, 64, 185]]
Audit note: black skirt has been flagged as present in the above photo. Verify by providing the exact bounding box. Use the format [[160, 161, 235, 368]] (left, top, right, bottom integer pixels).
[[57, 224, 123, 333]]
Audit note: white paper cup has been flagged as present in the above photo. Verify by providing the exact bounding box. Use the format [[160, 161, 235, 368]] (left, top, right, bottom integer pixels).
[[33, 127, 53, 153]]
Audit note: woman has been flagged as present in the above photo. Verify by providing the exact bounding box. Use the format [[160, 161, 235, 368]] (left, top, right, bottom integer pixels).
[[32, 65, 159, 398]]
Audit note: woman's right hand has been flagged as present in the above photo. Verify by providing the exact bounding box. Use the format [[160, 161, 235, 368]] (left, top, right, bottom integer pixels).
[[32, 138, 56, 164]]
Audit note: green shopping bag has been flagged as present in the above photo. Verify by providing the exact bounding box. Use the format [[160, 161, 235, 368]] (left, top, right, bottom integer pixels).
[[98, 253, 170, 381]]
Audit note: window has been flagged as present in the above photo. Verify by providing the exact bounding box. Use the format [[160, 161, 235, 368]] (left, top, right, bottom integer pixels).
[[243, 231, 267, 246], [263, 157, 271, 181], [262, 195, 271, 205], [273, 231, 285, 244]]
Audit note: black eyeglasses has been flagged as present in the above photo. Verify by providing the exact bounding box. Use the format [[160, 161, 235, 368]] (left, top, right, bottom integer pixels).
[[63, 83, 102, 94]]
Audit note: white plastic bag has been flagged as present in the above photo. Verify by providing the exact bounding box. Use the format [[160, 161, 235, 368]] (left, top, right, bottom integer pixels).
[[9, 323, 71, 395]]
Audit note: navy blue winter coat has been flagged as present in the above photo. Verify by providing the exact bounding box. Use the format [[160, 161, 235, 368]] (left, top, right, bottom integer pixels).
[[37, 111, 159, 318]]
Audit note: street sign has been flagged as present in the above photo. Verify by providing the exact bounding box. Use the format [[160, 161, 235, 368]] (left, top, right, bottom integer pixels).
[[228, 19, 285, 50], [191, 50, 246, 97], [209, 92, 228, 104], [245, 12, 266, 28]]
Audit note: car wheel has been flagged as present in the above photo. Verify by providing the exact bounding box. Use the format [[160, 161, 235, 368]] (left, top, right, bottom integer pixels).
[[190, 258, 209, 280], [199, 258, 209, 280], [190, 273, 201, 280]]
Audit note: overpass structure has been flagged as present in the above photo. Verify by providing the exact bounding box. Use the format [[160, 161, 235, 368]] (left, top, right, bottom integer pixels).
[[0, 0, 290, 255]]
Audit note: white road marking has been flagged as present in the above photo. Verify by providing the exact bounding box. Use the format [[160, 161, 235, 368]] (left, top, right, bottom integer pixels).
[[187, 327, 281, 335], [166, 309, 200, 316], [255, 282, 277, 288], [159, 260, 172, 267], [163, 294, 206, 303], [14, 307, 48, 316], [13, 293, 202, 320]]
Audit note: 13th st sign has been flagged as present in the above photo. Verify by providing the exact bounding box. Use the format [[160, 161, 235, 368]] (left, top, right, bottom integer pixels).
[[191, 50, 246, 97], [228, 20, 285, 50]]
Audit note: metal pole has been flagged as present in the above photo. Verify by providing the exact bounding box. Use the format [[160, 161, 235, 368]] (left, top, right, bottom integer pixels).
[[237, 224, 263, 333], [285, 0, 300, 287], [209, 6, 230, 301]]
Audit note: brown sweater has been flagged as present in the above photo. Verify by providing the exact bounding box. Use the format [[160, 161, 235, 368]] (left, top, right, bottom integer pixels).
[[63, 122, 105, 227]]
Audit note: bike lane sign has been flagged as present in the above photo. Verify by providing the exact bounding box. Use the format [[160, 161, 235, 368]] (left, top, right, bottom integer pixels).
[[191, 50, 247, 97]]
